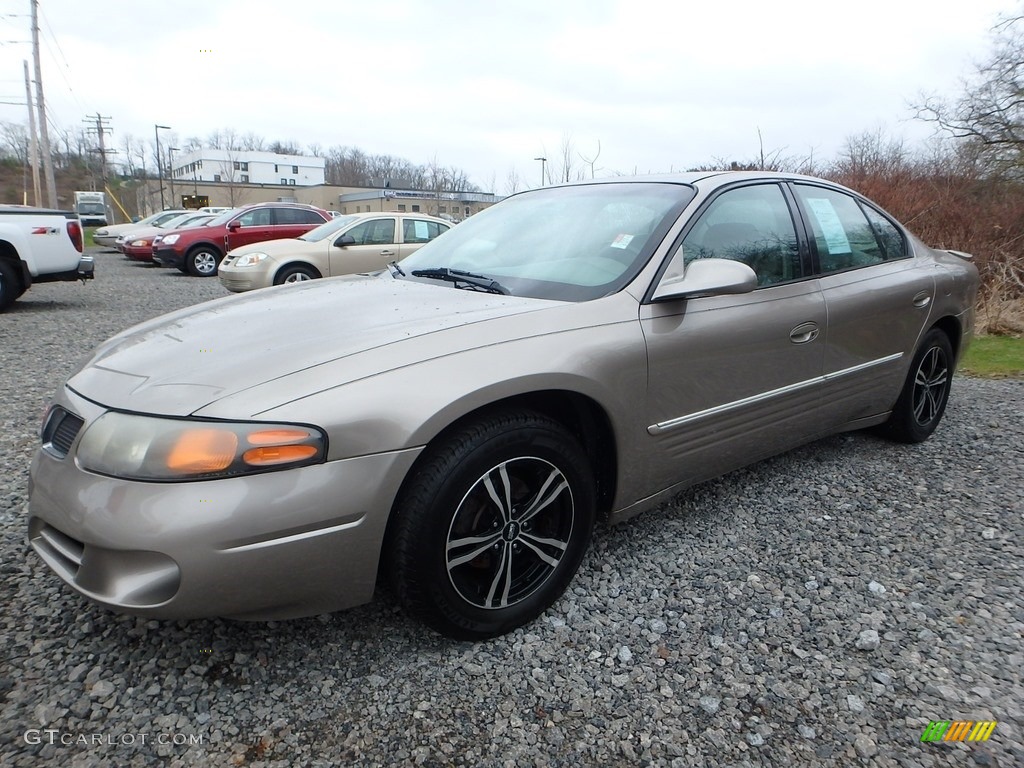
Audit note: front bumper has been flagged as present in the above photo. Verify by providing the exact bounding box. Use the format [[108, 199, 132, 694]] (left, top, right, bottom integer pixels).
[[218, 256, 278, 292], [123, 245, 154, 262], [152, 247, 185, 269], [27, 388, 421, 620]]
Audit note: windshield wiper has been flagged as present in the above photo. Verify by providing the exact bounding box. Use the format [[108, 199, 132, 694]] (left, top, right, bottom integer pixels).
[[410, 267, 509, 295], [387, 260, 405, 277]]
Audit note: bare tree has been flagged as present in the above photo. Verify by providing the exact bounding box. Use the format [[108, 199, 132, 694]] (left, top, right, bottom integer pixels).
[[914, 13, 1024, 177], [505, 166, 522, 195], [0, 121, 29, 165], [578, 139, 602, 179], [269, 139, 301, 155], [241, 131, 266, 151]]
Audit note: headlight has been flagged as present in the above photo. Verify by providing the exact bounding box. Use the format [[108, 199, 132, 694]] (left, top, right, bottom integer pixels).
[[162, 234, 180, 245], [232, 252, 269, 268], [129, 238, 151, 247], [76, 411, 326, 481], [95, 229, 108, 236]]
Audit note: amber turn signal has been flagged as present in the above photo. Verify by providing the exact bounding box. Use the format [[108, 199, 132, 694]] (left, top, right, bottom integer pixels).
[[243, 444, 319, 466]]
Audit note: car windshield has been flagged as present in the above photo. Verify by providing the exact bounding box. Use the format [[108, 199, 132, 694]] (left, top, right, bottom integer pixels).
[[160, 213, 202, 229], [205, 208, 243, 226], [398, 182, 694, 301], [298, 215, 360, 241], [179, 214, 215, 228], [149, 211, 186, 227]]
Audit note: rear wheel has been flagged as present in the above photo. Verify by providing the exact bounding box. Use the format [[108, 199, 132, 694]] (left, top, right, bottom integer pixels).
[[387, 410, 596, 639], [0, 259, 23, 310], [186, 246, 221, 277], [882, 329, 954, 443], [274, 264, 320, 285]]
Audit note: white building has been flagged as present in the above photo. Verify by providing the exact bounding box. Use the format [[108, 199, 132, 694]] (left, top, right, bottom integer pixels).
[[171, 149, 326, 187]]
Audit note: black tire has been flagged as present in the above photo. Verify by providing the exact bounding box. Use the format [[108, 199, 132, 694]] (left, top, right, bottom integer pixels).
[[386, 410, 596, 640], [273, 263, 320, 285], [882, 329, 954, 443], [0, 259, 23, 311], [185, 245, 222, 277]]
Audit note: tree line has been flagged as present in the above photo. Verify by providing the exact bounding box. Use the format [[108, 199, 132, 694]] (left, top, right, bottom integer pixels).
[[0, 123, 480, 193]]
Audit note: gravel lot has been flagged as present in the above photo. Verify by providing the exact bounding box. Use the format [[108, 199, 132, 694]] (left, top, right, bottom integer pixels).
[[1, 250, 1022, 767]]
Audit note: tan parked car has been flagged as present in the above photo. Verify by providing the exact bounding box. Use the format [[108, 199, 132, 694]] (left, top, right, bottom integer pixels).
[[27, 172, 978, 639], [218, 211, 451, 291]]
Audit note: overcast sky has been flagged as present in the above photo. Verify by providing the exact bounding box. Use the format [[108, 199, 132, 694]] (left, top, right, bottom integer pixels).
[[0, 0, 1018, 191]]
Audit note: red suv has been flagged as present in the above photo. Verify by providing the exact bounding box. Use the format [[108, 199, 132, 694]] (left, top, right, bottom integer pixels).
[[152, 203, 331, 277]]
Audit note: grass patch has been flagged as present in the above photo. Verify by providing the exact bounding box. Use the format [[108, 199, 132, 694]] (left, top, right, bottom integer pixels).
[[84, 227, 96, 249], [960, 335, 1024, 378]]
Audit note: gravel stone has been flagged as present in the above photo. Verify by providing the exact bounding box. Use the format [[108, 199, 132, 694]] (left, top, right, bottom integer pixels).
[[856, 629, 880, 651], [1, 253, 1022, 766]]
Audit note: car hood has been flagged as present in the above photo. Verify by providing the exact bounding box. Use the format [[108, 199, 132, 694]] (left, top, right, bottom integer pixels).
[[119, 225, 163, 241], [67, 276, 560, 417]]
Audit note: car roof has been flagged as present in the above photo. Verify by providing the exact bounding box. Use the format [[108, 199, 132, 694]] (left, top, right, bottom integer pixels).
[[555, 170, 858, 195], [348, 211, 450, 222]]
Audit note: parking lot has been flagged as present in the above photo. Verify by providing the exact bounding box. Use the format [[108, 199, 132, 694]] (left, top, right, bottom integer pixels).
[[1, 248, 1022, 766]]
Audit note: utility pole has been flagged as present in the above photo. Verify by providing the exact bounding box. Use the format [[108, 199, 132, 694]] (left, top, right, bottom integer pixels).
[[23, 60, 41, 206], [154, 124, 170, 209], [31, 0, 58, 207], [84, 113, 113, 187]]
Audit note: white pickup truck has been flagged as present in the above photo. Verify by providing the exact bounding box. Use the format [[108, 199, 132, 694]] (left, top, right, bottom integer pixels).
[[0, 206, 94, 311]]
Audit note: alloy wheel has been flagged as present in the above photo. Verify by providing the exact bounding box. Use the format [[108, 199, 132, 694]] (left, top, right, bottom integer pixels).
[[445, 457, 574, 610], [912, 346, 948, 426]]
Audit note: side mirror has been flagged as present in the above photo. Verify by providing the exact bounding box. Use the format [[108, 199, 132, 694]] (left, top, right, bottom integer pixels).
[[334, 234, 355, 248], [652, 258, 757, 301], [227, 220, 241, 231]]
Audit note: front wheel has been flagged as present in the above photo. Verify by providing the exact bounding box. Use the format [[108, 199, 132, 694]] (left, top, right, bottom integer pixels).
[[881, 328, 954, 443], [386, 410, 596, 639], [186, 246, 222, 277], [274, 264, 320, 285]]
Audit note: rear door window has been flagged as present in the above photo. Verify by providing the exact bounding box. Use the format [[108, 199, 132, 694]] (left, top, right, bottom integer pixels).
[[402, 219, 448, 243], [793, 184, 907, 274]]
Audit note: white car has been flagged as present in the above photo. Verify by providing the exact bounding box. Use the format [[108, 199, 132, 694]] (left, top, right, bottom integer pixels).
[[93, 210, 188, 248]]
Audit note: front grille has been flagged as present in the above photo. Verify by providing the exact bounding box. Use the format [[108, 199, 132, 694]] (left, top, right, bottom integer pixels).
[[220, 277, 252, 291], [41, 406, 84, 458]]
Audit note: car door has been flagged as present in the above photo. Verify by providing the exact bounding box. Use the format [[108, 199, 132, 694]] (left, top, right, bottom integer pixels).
[[789, 183, 935, 424], [398, 218, 450, 258], [327, 217, 399, 275], [224, 208, 275, 250], [640, 182, 827, 492]]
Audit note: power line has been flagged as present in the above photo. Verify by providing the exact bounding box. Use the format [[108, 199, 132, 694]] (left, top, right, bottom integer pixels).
[[38, 4, 85, 113]]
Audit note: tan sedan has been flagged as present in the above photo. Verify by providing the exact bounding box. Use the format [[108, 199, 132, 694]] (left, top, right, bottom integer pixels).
[[27, 172, 978, 640], [218, 211, 451, 291]]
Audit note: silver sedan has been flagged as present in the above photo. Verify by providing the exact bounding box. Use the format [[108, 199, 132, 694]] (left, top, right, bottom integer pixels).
[[27, 172, 979, 639]]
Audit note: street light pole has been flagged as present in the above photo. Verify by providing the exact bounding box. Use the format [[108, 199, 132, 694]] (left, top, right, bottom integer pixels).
[[168, 146, 179, 209], [534, 156, 547, 187], [154, 124, 170, 209]]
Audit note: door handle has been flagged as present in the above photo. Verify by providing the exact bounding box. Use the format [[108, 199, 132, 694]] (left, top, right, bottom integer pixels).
[[789, 322, 819, 344], [380, 249, 395, 256], [913, 291, 932, 308]]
